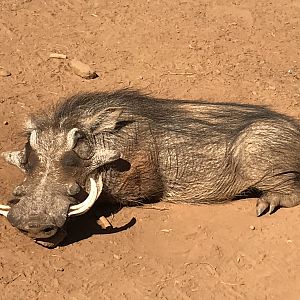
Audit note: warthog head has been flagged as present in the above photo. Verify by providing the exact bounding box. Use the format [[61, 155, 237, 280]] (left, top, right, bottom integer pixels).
[[0, 98, 122, 247]]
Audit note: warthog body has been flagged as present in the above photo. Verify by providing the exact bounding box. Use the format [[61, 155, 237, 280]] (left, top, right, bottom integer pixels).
[[2, 90, 300, 247]]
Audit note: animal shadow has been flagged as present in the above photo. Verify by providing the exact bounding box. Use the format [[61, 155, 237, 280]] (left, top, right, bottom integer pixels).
[[60, 203, 136, 247]]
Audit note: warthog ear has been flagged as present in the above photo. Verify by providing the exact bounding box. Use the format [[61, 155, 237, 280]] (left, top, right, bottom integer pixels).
[[1, 150, 27, 171], [82, 108, 123, 134]]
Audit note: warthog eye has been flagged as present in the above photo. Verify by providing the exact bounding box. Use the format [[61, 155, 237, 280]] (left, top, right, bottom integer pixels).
[[8, 198, 20, 205], [25, 149, 39, 172], [61, 151, 81, 167]]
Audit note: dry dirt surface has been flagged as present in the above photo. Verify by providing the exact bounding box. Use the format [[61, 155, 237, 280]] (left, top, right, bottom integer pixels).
[[0, 0, 300, 299]]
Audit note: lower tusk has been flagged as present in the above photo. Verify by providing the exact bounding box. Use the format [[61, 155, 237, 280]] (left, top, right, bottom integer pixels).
[[0, 210, 8, 217], [0, 204, 10, 217], [68, 177, 102, 217], [0, 204, 10, 210]]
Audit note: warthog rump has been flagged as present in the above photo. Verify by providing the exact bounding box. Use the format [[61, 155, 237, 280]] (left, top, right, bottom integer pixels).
[[1, 90, 300, 247]]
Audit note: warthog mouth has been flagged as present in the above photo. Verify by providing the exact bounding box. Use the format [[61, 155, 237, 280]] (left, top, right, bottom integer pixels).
[[34, 228, 68, 248], [0, 177, 103, 248]]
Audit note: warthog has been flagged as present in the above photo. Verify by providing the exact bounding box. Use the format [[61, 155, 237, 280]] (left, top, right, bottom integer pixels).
[[1, 90, 300, 247]]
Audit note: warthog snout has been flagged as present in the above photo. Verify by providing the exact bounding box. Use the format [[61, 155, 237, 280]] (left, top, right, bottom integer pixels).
[[9, 213, 58, 239], [7, 202, 67, 239], [1, 177, 102, 246]]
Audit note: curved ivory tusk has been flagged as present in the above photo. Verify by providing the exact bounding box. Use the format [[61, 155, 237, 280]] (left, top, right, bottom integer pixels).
[[0, 204, 10, 217], [0, 210, 8, 217], [68, 177, 102, 217], [0, 204, 10, 210]]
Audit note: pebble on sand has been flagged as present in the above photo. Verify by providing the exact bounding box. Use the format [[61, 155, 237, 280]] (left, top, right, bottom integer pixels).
[[49, 53, 67, 59], [69, 59, 98, 79], [0, 69, 11, 77]]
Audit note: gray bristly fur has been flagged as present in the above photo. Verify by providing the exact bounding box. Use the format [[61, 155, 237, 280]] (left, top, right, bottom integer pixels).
[[4, 89, 300, 246], [35, 90, 300, 203]]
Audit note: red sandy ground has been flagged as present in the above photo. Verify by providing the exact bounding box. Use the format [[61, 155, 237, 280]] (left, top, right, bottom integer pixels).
[[0, 0, 299, 299]]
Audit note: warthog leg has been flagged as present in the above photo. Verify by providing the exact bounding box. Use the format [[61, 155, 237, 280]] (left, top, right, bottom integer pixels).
[[256, 190, 300, 216]]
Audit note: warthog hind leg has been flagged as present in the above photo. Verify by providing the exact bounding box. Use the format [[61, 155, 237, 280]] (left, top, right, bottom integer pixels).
[[256, 190, 300, 216]]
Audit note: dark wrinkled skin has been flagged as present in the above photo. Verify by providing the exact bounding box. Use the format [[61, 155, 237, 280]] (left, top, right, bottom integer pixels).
[[3, 90, 300, 247]]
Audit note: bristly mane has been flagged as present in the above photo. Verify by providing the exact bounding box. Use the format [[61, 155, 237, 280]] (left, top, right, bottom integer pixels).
[[27, 89, 296, 139]]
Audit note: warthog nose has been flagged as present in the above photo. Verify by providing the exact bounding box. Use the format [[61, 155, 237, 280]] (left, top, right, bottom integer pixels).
[[21, 221, 58, 238]]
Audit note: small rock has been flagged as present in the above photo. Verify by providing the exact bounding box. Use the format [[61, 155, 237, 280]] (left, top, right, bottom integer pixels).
[[49, 53, 67, 59], [113, 254, 121, 260], [97, 216, 112, 229], [3, 121, 8, 125], [161, 229, 172, 233], [0, 69, 11, 77], [69, 59, 98, 79], [249, 225, 255, 230]]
